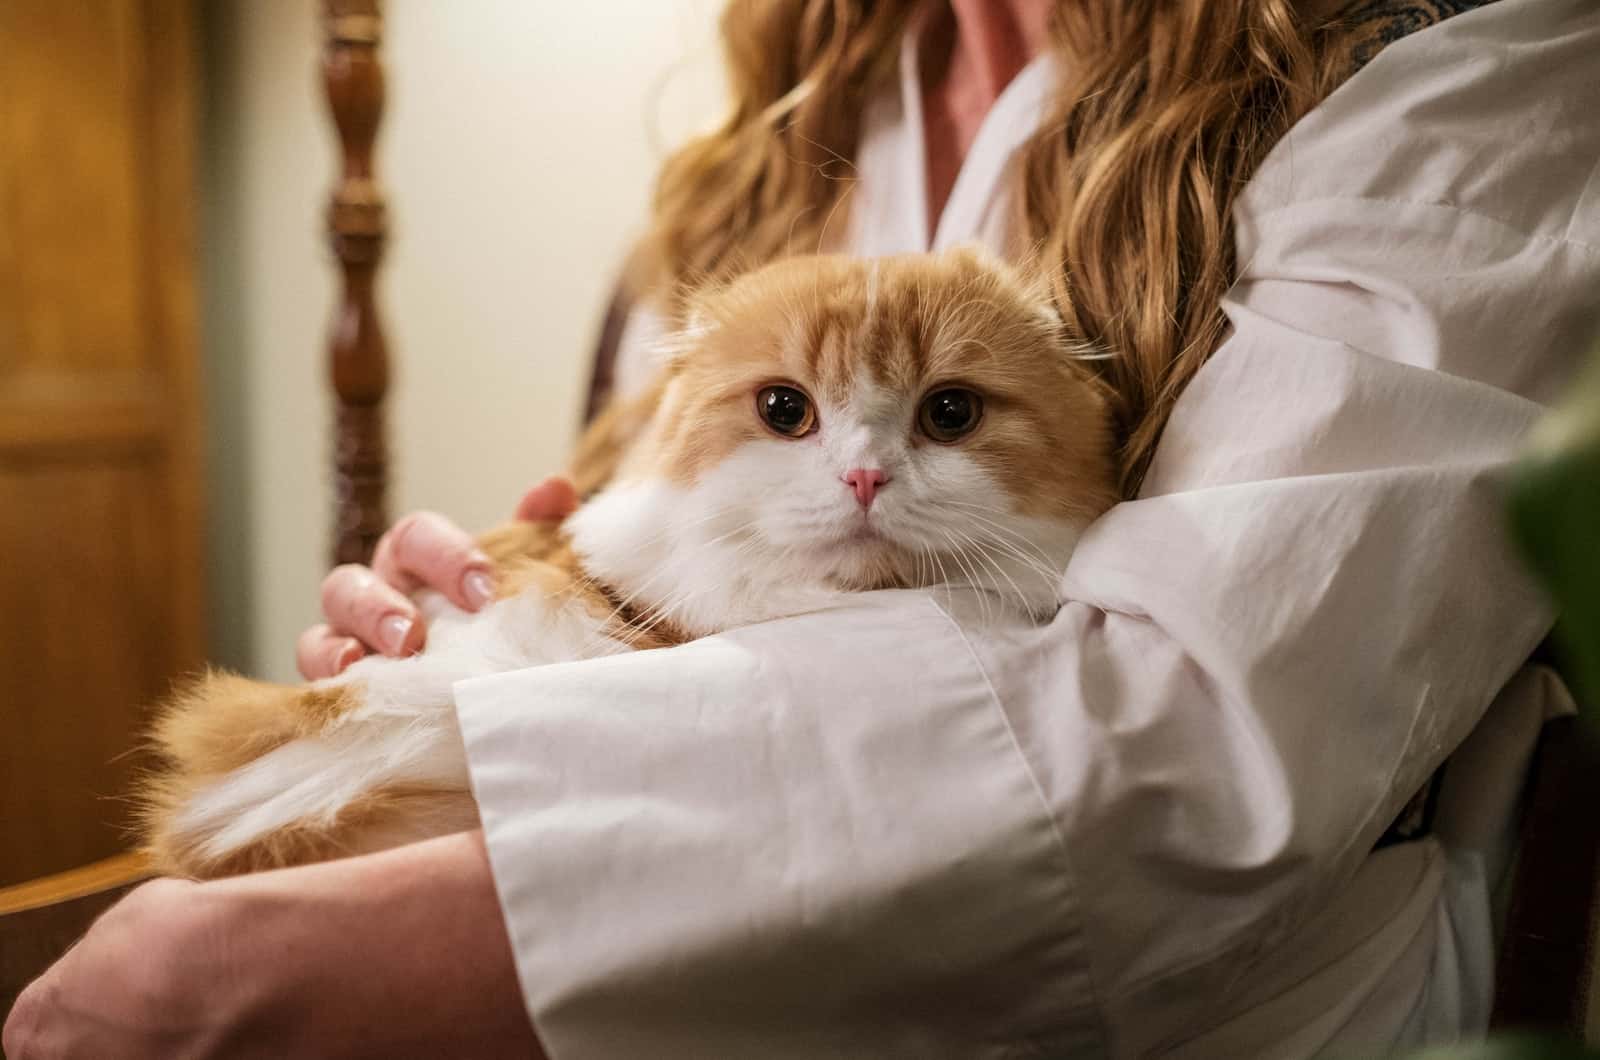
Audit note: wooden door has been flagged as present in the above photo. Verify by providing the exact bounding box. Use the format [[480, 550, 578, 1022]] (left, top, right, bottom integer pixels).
[[0, 1, 204, 886]]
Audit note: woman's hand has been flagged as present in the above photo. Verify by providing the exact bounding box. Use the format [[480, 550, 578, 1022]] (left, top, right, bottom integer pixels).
[[3, 831, 543, 1060], [1, 877, 236, 1059], [298, 476, 579, 679]]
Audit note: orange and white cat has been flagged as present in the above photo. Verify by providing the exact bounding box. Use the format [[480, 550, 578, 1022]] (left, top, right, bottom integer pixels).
[[141, 248, 1118, 878]]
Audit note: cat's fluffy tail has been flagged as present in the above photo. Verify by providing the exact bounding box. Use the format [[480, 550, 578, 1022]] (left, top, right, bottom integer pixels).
[[139, 670, 474, 878]]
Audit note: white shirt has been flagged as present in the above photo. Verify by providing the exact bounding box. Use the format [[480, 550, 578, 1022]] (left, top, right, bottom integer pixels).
[[457, 1, 1600, 1055]]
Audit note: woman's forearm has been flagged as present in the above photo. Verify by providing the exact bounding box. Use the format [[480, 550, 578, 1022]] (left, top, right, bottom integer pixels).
[[220, 828, 541, 1058], [4, 830, 542, 1060]]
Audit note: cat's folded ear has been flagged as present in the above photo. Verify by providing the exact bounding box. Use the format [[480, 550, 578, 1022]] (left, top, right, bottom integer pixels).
[[944, 242, 1061, 325], [647, 260, 741, 369], [943, 242, 1118, 372], [648, 306, 717, 376]]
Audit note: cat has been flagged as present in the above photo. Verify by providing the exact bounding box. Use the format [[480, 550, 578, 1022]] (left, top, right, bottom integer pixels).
[[139, 247, 1119, 878]]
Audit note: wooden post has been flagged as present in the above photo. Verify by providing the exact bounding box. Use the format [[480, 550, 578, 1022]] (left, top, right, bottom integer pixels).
[[323, 0, 389, 564]]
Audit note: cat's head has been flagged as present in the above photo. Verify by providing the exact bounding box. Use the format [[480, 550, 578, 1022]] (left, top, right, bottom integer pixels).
[[568, 249, 1119, 636]]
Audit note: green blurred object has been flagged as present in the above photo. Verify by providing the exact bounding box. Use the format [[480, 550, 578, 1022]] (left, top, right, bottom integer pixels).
[[1508, 338, 1600, 712]]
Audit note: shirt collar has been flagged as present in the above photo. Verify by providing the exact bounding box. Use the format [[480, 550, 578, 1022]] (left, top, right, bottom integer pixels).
[[896, 21, 1057, 250]]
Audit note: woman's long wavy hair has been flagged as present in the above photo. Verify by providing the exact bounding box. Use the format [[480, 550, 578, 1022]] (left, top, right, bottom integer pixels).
[[637, 0, 1361, 495]]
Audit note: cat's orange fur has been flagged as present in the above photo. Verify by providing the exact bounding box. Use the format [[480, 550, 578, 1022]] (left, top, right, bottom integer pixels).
[[140, 249, 1118, 879]]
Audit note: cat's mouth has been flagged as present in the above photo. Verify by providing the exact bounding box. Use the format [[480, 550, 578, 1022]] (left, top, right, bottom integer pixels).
[[818, 528, 920, 592], [803, 515, 892, 558], [843, 521, 883, 542], [837, 513, 913, 554], [826, 518, 915, 573], [801, 510, 914, 572]]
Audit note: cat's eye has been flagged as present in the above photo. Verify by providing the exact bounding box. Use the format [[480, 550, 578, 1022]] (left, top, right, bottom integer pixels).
[[756, 385, 816, 438], [918, 388, 983, 442]]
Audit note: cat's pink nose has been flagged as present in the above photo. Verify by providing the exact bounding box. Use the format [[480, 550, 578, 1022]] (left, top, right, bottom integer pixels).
[[843, 468, 888, 508]]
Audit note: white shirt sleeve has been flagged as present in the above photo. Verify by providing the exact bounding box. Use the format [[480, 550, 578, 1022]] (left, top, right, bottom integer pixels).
[[456, 1, 1600, 1055]]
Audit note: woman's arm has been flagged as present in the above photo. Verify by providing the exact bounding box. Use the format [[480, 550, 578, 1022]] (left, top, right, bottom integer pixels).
[[3, 831, 541, 1060]]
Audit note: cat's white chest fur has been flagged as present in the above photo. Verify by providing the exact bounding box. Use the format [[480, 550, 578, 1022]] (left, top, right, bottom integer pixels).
[[566, 473, 855, 637]]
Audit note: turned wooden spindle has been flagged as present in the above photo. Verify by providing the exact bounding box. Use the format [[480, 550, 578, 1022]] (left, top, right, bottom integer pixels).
[[323, 0, 389, 565]]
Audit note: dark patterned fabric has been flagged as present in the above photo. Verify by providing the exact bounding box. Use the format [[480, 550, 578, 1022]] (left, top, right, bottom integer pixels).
[[1339, 0, 1500, 72]]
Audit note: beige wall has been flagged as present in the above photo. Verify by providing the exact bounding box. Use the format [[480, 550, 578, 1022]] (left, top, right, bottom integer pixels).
[[200, 1, 726, 680]]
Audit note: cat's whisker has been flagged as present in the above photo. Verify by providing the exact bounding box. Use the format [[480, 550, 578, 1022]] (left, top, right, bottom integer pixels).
[[967, 540, 1063, 601], [612, 572, 695, 641], [989, 545, 1057, 613], [937, 528, 993, 627], [595, 559, 698, 635], [943, 525, 1058, 584], [614, 516, 764, 640], [625, 586, 698, 643], [948, 525, 1032, 615], [938, 502, 1063, 569], [956, 527, 1043, 619], [958, 545, 1018, 615], [958, 522, 1062, 585], [929, 541, 953, 595]]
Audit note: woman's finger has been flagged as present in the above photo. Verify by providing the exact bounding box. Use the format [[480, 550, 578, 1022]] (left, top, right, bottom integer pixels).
[[370, 510, 497, 612], [514, 476, 579, 522], [297, 624, 366, 680], [319, 564, 426, 659]]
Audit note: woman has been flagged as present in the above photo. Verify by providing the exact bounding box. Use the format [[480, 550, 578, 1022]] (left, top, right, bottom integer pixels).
[[8, 0, 1598, 1055]]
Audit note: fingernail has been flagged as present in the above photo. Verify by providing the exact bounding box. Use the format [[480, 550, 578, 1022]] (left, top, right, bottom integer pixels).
[[380, 614, 414, 655], [462, 569, 496, 609], [334, 639, 363, 673]]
